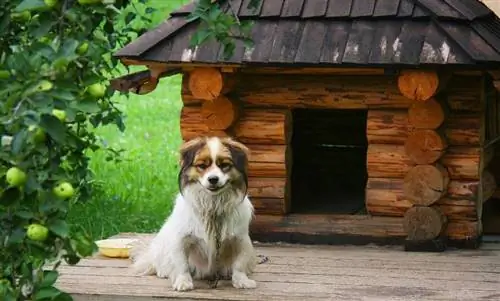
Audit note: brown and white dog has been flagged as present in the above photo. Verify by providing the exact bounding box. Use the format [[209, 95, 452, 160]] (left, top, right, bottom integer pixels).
[[130, 136, 257, 291]]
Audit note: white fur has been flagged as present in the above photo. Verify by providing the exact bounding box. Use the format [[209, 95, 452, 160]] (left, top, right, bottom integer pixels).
[[129, 139, 257, 291]]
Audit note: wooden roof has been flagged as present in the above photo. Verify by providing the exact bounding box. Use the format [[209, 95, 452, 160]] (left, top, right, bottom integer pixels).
[[115, 0, 500, 68]]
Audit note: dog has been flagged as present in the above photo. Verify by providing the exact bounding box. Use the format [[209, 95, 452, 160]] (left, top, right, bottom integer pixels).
[[129, 136, 257, 291]]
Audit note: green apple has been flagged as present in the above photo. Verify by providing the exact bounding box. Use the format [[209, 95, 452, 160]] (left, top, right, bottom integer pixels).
[[28, 125, 46, 143], [53, 182, 74, 199], [0, 70, 10, 79], [76, 41, 89, 55], [37, 80, 53, 92], [52, 109, 66, 122], [44, 0, 58, 7], [5, 167, 27, 187], [87, 83, 106, 98], [11, 11, 31, 22], [27, 224, 49, 242]]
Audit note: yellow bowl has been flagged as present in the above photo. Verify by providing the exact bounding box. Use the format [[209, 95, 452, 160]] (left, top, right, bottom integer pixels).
[[95, 238, 138, 258]]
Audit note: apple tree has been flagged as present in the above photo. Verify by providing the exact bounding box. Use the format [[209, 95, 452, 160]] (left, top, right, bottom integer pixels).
[[0, 0, 257, 299], [0, 0, 154, 299]]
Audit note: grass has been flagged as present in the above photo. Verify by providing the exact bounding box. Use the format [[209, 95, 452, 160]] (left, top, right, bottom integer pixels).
[[67, 0, 190, 240]]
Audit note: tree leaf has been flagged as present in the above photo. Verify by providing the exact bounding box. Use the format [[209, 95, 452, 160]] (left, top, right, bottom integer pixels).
[[34, 286, 61, 300], [40, 270, 59, 287], [39, 114, 66, 143], [73, 100, 101, 113], [11, 129, 28, 155], [48, 219, 69, 238], [0, 187, 22, 206], [14, 0, 46, 12]]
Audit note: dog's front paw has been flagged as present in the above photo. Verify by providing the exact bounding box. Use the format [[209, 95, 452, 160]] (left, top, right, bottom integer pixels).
[[172, 274, 194, 292], [232, 272, 257, 289]]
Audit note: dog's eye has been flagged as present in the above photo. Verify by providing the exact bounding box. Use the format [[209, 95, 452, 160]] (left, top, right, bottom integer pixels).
[[196, 164, 208, 171], [219, 163, 232, 171]]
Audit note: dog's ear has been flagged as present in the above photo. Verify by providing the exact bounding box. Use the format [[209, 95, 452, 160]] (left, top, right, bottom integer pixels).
[[221, 137, 250, 174], [179, 137, 206, 168]]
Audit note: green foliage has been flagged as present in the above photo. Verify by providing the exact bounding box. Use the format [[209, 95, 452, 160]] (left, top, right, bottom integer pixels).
[[0, 0, 153, 299], [188, 0, 261, 59]]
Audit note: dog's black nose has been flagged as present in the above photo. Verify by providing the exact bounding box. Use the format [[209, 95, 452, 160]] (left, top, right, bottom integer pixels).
[[208, 176, 219, 185]]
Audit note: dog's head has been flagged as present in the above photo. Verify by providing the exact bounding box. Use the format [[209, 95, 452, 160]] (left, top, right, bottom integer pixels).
[[177, 136, 249, 196]]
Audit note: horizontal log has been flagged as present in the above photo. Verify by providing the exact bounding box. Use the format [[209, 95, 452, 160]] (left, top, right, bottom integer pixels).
[[180, 106, 291, 144], [250, 214, 480, 243], [248, 177, 286, 199], [179, 106, 228, 140], [366, 110, 480, 146], [233, 109, 291, 144], [365, 178, 479, 220], [251, 197, 285, 215], [367, 144, 485, 180], [366, 144, 414, 178], [234, 75, 413, 109], [445, 220, 480, 241], [446, 75, 482, 112], [439, 147, 481, 181], [249, 162, 286, 178], [247, 144, 288, 178]]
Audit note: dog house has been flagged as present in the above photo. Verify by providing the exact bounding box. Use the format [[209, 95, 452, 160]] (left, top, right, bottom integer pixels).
[[112, 0, 500, 251]]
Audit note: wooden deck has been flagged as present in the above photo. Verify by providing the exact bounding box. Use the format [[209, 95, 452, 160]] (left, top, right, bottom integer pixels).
[[56, 233, 500, 301]]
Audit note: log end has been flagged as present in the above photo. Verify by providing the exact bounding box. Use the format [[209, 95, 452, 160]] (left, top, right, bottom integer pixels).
[[398, 70, 440, 102], [188, 67, 224, 100], [403, 206, 447, 241], [201, 95, 240, 130], [404, 129, 447, 164], [408, 98, 445, 129], [403, 164, 450, 206]]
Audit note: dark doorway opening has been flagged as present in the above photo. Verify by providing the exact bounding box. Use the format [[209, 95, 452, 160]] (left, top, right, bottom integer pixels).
[[290, 108, 368, 214]]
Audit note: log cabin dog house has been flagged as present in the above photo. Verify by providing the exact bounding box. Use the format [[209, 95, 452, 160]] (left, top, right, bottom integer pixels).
[[112, 0, 500, 252]]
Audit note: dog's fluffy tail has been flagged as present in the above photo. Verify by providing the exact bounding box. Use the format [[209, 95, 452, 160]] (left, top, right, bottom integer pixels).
[[129, 238, 156, 276]]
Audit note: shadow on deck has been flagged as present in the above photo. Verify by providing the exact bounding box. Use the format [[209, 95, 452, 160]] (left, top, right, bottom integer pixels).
[[55, 233, 500, 301]]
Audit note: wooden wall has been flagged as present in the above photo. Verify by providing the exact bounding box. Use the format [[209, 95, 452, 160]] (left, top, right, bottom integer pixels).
[[180, 68, 498, 245]]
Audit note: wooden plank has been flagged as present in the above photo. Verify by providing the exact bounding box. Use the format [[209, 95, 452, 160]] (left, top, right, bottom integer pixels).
[[342, 20, 376, 64], [301, 0, 328, 18], [373, 0, 400, 17], [419, 24, 451, 64], [325, 0, 352, 17], [243, 21, 279, 63], [167, 24, 197, 63], [368, 21, 403, 64], [294, 21, 327, 64], [350, 0, 376, 17], [397, 0, 414, 17], [269, 20, 306, 63], [393, 21, 428, 64], [239, 0, 263, 17], [440, 22, 500, 62], [319, 21, 350, 64], [417, 0, 464, 18], [260, 0, 284, 17], [281, 0, 305, 17]]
